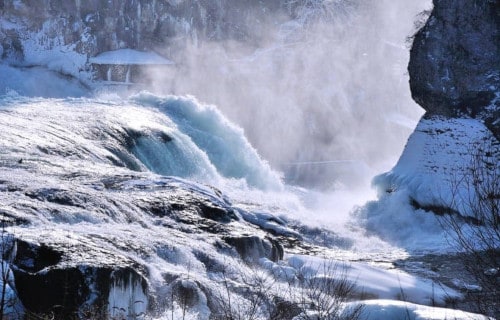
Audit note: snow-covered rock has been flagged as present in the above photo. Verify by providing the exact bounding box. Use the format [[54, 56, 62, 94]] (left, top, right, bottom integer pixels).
[[373, 0, 500, 223], [0, 94, 293, 317], [374, 116, 500, 219], [0, 0, 290, 81]]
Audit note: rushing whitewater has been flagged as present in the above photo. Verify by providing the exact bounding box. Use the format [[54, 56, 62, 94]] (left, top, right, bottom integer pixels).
[[0, 93, 281, 189], [1, 0, 496, 318], [0, 92, 289, 318], [0, 89, 488, 319]]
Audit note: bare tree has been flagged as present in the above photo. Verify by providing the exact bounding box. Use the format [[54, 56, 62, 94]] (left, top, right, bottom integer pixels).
[[0, 216, 14, 320], [440, 139, 500, 317], [0, 213, 26, 320]]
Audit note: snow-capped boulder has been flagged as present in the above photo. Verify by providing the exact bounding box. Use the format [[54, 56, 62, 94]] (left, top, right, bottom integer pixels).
[[374, 116, 499, 218]]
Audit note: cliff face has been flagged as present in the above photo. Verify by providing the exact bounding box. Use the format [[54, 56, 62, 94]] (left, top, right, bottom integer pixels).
[[0, 0, 290, 81], [408, 0, 499, 138], [0, 0, 286, 56], [372, 0, 499, 220]]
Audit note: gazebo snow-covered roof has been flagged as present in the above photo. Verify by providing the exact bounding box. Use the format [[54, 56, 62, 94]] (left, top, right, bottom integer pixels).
[[89, 49, 174, 66], [90, 49, 174, 84]]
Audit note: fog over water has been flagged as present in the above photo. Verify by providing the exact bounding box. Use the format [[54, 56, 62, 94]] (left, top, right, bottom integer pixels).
[[144, 0, 432, 190]]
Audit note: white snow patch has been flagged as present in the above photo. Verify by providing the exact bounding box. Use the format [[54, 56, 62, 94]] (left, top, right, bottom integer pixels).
[[374, 117, 499, 216], [20, 22, 92, 81], [286, 255, 460, 306], [343, 299, 492, 320]]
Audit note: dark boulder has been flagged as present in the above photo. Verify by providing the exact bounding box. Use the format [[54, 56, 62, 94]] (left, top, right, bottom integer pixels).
[[10, 239, 149, 319], [170, 278, 206, 309], [13, 266, 88, 317], [197, 203, 238, 223], [224, 235, 283, 263]]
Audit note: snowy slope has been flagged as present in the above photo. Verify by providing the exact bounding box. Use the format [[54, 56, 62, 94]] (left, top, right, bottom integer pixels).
[[356, 116, 499, 251], [374, 116, 499, 217]]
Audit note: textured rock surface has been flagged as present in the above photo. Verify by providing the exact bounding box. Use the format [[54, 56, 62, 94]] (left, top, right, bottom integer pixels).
[[374, 0, 500, 222], [0, 98, 330, 318], [408, 0, 499, 137], [0, 0, 287, 59], [10, 236, 149, 317], [223, 235, 284, 263]]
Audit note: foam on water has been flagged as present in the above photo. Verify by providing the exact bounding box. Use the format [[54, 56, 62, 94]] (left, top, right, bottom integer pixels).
[[0, 91, 282, 192], [130, 92, 284, 191]]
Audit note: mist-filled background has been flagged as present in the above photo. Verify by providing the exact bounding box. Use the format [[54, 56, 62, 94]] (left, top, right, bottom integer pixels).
[[141, 0, 432, 189]]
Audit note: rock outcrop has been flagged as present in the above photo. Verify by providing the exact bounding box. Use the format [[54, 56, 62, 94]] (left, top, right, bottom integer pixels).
[[372, 0, 499, 222], [0, 96, 328, 319], [0, 0, 288, 65], [408, 0, 499, 138]]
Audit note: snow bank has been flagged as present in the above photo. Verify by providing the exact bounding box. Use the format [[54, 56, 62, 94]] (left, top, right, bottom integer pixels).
[[374, 116, 499, 216], [356, 116, 499, 251], [285, 255, 460, 306], [0, 64, 89, 97], [343, 300, 492, 320], [20, 22, 93, 81]]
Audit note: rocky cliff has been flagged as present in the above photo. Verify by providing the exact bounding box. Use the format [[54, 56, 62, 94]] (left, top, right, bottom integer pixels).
[[0, 0, 294, 81], [408, 0, 500, 139], [2, 0, 348, 88], [373, 0, 499, 219]]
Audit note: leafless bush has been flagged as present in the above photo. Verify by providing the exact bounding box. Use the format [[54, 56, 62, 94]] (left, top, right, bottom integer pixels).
[[211, 263, 276, 320], [211, 259, 363, 320], [440, 139, 500, 317], [287, 262, 363, 320]]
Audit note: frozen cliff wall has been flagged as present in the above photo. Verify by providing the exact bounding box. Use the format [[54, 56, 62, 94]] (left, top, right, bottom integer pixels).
[[0, 0, 288, 66], [0, 0, 314, 83], [370, 0, 499, 222]]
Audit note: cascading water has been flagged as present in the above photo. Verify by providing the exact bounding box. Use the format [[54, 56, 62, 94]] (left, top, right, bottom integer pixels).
[[130, 93, 283, 190], [142, 0, 432, 190], [1, 0, 491, 319], [0, 93, 281, 191]]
